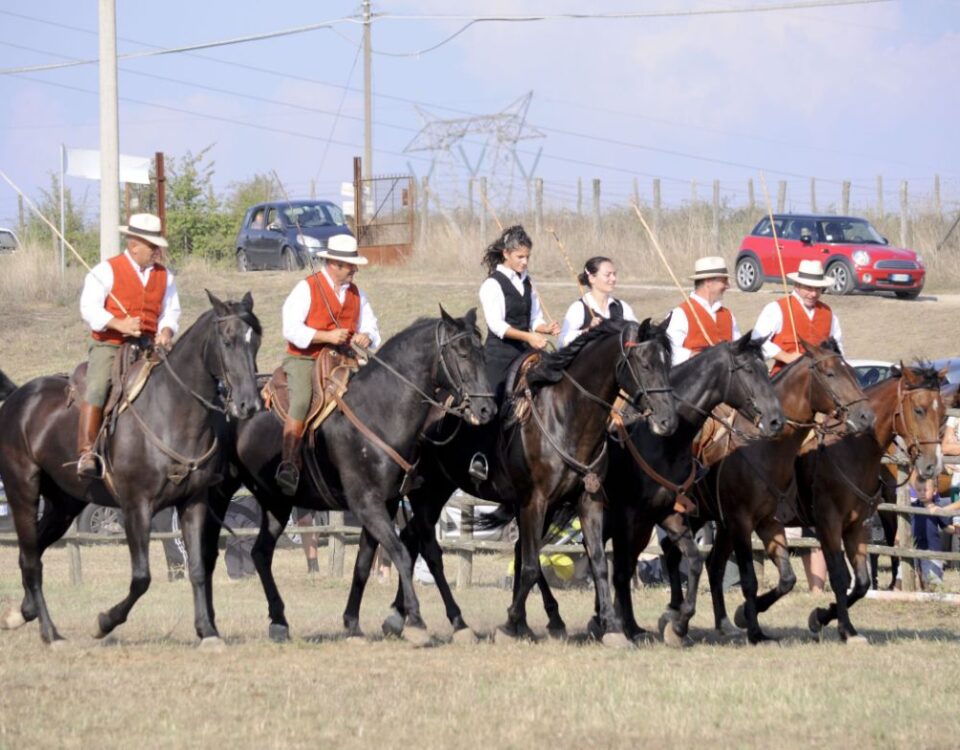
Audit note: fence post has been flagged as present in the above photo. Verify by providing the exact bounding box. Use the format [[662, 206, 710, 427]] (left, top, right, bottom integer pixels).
[[479, 177, 487, 241], [690, 179, 698, 205], [577, 177, 583, 216], [328, 510, 345, 579], [592, 178, 601, 241], [899, 180, 909, 247], [841, 181, 851, 215], [896, 469, 917, 591], [809, 177, 817, 213], [876, 175, 884, 217], [776, 181, 786, 212], [747, 178, 755, 214], [67, 519, 82, 586], [632, 177, 640, 208], [712, 179, 720, 254], [652, 178, 661, 235], [419, 176, 430, 247], [934, 174, 941, 219], [456, 500, 474, 588], [467, 178, 474, 222], [534, 178, 543, 236]]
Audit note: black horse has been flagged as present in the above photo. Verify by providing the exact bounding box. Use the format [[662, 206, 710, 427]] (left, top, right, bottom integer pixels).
[[0, 368, 15, 400], [217, 308, 497, 644], [0, 292, 262, 646], [343, 319, 677, 647]]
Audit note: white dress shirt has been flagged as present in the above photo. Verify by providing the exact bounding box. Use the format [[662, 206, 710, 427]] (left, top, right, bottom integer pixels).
[[665, 292, 741, 366], [559, 293, 638, 347], [751, 290, 843, 359], [282, 266, 381, 351], [79, 250, 181, 335], [478, 264, 546, 340]]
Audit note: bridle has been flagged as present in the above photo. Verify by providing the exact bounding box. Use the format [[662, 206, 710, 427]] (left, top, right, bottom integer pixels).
[[433, 322, 495, 420], [783, 352, 868, 433], [892, 376, 942, 463]]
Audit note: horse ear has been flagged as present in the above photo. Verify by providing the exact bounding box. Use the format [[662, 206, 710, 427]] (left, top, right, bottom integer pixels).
[[636, 318, 653, 341], [242, 291, 254, 311], [464, 307, 478, 329], [798, 337, 813, 355], [205, 289, 227, 315], [438, 304, 456, 326]]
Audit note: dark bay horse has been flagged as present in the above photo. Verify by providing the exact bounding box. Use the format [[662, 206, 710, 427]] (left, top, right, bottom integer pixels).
[[343, 319, 677, 647], [0, 292, 262, 646], [0, 368, 15, 400], [798, 365, 945, 643], [217, 308, 496, 644], [693, 339, 875, 644]]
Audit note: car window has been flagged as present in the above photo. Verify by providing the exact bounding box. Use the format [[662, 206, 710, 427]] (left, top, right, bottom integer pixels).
[[0, 230, 16, 250], [781, 219, 817, 241], [753, 217, 786, 237], [249, 209, 265, 229], [282, 203, 347, 228], [266, 208, 279, 228], [818, 218, 884, 244]]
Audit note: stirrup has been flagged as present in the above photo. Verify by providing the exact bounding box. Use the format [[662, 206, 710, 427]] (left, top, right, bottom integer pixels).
[[77, 451, 104, 480], [468, 452, 488, 482], [275, 461, 301, 496]]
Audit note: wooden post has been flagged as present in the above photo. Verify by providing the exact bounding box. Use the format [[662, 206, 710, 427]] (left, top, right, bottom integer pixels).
[[652, 178, 661, 235], [876, 175, 884, 217], [309, 179, 316, 199], [897, 469, 917, 591], [456, 501, 474, 588], [690, 180, 698, 205], [479, 177, 488, 241], [328, 511, 345, 579], [712, 179, 720, 254], [899, 180, 909, 247], [777, 181, 786, 212], [841, 181, 851, 215], [67, 519, 82, 586], [123, 182, 131, 221], [592, 178, 601, 241], [576, 177, 583, 216], [155, 152, 166, 234], [747, 178, 755, 214], [934, 174, 941, 219], [534, 177, 543, 236], [633, 177, 640, 208], [809, 177, 817, 213], [419, 175, 430, 247], [467, 178, 474, 222], [18, 194, 24, 237]]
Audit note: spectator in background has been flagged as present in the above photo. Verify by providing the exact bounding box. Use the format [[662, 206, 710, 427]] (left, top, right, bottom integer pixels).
[[296, 507, 322, 575], [942, 405, 960, 503], [898, 473, 959, 590]]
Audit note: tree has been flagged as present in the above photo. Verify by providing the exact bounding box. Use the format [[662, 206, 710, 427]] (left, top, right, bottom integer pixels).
[[164, 146, 234, 261], [23, 173, 99, 264]]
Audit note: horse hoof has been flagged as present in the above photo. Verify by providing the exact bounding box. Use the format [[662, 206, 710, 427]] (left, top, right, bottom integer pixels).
[[631, 630, 657, 646], [268, 624, 290, 643], [493, 626, 518, 645], [49, 638, 69, 651], [452, 627, 479, 646], [0, 607, 26, 630], [586, 616, 603, 642], [198, 636, 227, 652], [808, 610, 823, 642], [601, 632, 633, 650], [750, 634, 780, 647], [662, 621, 685, 649], [401, 626, 431, 648], [381, 610, 405, 638], [718, 617, 744, 638], [547, 626, 568, 642], [91, 613, 111, 640], [657, 612, 678, 639], [344, 635, 368, 646], [843, 634, 869, 646], [733, 605, 748, 630]]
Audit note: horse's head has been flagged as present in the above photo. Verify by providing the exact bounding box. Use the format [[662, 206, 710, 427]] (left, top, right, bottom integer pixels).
[[892, 363, 947, 480], [621, 318, 677, 437], [722, 332, 784, 437], [437, 306, 497, 426], [205, 290, 263, 420], [798, 337, 874, 432]]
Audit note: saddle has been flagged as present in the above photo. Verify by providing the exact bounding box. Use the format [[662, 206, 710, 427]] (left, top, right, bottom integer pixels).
[[503, 351, 542, 427], [261, 348, 358, 433], [68, 342, 161, 425], [693, 404, 738, 467]]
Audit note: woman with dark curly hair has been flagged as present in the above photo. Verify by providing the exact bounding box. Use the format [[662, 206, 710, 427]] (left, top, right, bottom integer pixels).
[[478, 225, 560, 393], [558, 255, 637, 347]]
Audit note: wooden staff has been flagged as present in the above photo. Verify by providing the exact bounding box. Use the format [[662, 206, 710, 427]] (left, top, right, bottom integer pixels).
[[758, 172, 799, 348], [548, 227, 597, 323], [0, 169, 130, 316]]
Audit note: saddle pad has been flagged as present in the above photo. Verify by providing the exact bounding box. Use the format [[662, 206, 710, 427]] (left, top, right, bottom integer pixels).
[[262, 349, 358, 431]]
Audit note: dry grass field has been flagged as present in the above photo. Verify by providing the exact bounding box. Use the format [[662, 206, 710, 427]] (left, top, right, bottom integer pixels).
[[2, 243, 960, 748]]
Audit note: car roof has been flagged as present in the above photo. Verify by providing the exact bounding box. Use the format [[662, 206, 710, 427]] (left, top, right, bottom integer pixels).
[[767, 213, 867, 222], [252, 199, 336, 210]]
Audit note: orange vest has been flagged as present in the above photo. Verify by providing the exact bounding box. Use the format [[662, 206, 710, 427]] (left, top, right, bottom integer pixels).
[[770, 296, 833, 375], [91, 254, 168, 344], [287, 273, 361, 358], [680, 299, 734, 355]]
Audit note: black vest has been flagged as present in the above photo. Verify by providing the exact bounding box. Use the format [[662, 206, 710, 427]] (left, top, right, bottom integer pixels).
[[580, 298, 623, 330], [484, 270, 534, 395]]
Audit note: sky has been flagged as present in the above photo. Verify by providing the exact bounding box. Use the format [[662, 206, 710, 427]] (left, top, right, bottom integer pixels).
[[1, 0, 958, 227]]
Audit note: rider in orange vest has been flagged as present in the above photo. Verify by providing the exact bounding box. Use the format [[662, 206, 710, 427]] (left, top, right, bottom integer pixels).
[[77, 213, 180, 478], [751, 259, 843, 375], [276, 234, 380, 495], [665, 256, 741, 366]]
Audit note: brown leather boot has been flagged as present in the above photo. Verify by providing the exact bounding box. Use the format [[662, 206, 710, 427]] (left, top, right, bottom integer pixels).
[[276, 418, 306, 496], [77, 402, 104, 479]]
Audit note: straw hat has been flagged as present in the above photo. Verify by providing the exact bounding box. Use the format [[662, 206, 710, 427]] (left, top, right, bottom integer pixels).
[[315, 234, 368, 265], [690, 256, 729, 281], [120, 213, 168, 248], [787, 259, 831, 288]]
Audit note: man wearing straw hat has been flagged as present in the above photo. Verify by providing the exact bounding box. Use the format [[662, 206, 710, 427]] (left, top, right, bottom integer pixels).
[[751, 259, 843, 376], [665, 255, 741, 367], [276, 234, 380, 496], [77, 213, 180, 478]]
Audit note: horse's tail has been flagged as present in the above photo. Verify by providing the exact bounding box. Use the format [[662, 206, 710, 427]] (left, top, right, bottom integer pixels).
[[472, 504, 514, 533]]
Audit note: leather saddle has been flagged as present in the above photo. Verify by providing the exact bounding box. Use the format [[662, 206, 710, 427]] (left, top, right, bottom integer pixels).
[[68, 342, 160, 424], [502, 351, 543, 428], [693, 404, 738, 468], [261, 348, 358, 433]]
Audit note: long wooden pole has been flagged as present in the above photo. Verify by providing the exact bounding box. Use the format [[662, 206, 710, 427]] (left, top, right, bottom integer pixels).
[[758, 173, 798, 347], [548, 227, 596, 323]]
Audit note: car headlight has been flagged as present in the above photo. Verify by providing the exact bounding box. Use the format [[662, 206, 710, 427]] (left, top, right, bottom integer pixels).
[[296, 234, 322, 250], [915, 254, 924, 268], [852, 250, 870, 267]]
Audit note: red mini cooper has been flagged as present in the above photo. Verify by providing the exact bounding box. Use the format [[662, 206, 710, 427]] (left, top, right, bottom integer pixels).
[[734, 214, 925, 299]]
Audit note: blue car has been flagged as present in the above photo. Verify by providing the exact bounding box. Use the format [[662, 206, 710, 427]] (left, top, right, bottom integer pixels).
[[234, 200, 353, 272]]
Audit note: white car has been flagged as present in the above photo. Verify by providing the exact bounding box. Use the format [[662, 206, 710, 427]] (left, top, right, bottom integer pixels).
[[0, 227, 19, 253], [847, 359, 894, 388]]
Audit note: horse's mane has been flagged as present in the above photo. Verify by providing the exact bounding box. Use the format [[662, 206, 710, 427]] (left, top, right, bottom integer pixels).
[[374, 316, 436, 358], [899, 361, 941, 391], [525, 319, 646, 388], [770, 336, 842, 383], [179, 301, 263, 345]]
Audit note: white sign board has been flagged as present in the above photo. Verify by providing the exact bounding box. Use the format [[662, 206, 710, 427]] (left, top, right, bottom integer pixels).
[[65, 149, 152, 185]]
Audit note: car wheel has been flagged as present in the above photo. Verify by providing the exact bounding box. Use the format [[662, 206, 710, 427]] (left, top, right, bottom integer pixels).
[[78, 504, 124, 535], [894, 289, 921, 300], [735, 256, 763, 292], [236, 249, 250, 272], [281, 246, 299, 271], [825, 260, 856, 295]]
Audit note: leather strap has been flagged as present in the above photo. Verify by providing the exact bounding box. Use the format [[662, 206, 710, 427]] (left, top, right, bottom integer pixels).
[[615, 420, 697, 513], [332, 392, 414, 473]]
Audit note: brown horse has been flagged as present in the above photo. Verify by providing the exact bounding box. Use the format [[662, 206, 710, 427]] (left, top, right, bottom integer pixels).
[[693, 338, 875, 644], [798, 365, 945, 643]]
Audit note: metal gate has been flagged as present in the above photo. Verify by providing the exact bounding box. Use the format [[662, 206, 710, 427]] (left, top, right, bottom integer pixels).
[[353, 157, 414, 265]]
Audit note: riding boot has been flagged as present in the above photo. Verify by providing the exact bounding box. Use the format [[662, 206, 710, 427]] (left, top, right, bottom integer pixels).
[[276, 418, 306, 496], [77, 402, 104, 479]]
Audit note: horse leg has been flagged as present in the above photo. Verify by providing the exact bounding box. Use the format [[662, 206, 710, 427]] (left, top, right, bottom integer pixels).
[[707, 525, 738, 635], [660, 513, 702, 644], [746, 520, 796, 618], [414, 510, 478, 641], [612, 519, 653, 642], [808, 525, 851, 642], [200, 483, 236, 632], [809, 524, 869, 643], [343, 526, 379, 637], [731, 533, 774, 644], [534, 565, 568, 640], [176, 498, 221, 643], [499, 499, 547, 642], [839, 530, 872, 643], [578, 491, 628, 648], [249, 502, 293, 642], [94, 501, 152, 639]]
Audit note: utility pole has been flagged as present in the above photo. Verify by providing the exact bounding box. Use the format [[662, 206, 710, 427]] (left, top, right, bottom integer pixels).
[[363, 0, 373, 182], [99, 0, 120, 260]]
